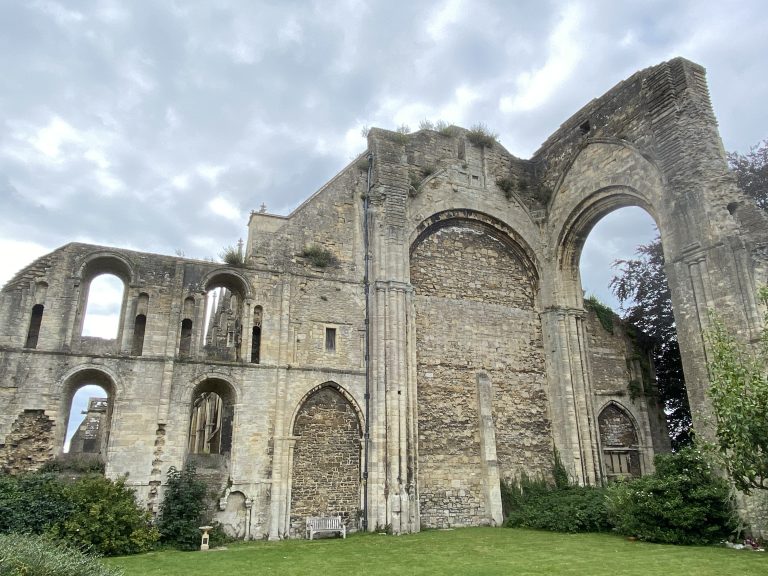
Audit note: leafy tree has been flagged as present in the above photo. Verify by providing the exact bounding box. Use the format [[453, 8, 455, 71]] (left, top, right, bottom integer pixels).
[[156, 463, 208, 550], [610, 236, 691, 448], [727, 139, 768, 211], [705, 287, 768, 493]]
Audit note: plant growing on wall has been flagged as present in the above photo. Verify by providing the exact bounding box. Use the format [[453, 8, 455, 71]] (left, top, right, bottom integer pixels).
[[301, 244, 337, 268], [466, 123, 498, 148], [219, 245, 245, 267]]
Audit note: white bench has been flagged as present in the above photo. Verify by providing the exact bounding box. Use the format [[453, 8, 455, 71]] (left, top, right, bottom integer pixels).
[[306, 516, 346, 540]]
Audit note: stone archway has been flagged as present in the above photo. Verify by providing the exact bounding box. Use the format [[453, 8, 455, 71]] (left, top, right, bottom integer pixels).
[[289, 384, 362, 535]]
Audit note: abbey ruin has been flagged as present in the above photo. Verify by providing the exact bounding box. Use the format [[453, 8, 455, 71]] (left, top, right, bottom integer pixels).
[[1, 58, 766, 539]]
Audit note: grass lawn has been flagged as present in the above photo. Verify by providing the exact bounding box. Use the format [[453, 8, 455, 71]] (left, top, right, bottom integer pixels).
[[106, 527, 766, 576]]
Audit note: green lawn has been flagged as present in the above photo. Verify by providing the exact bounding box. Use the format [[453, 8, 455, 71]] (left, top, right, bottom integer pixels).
[[106, 527, 765, 576]]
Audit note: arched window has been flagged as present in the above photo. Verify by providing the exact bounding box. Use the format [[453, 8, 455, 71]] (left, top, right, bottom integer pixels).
[[59, 369, 116, 464], [598, 403, 641, 479], [82, 273, 125, 339], [25, 304, 44, 349], [188, 379, 235, 455], [131, 293, 149, 355], [251, 305, 262, 364], [179, 319, 193, 358]]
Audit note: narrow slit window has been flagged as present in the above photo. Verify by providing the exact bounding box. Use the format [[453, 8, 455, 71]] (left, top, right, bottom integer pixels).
[[179, 319, 193, 357], [251, 305, 263, 364], [132, 314, 146, 355], [325, 327, 336, 353], [25, 304, 44, 349]]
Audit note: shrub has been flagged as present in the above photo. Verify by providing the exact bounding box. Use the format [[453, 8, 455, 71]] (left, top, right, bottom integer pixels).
[[606, 447, 737, 545], [466, 123, 498, 148], [219, 245, 245, 267], [435, 120, 461, 137], [504, 477, 611, 533], [495, 176, 516, 199], [39, 453, 105, 474], [157, 464, 208, 550], [0, 472, 156, 556], [301, 244, 336, 268], [0, 533, 123, 576], [48, 475, 158, 556]]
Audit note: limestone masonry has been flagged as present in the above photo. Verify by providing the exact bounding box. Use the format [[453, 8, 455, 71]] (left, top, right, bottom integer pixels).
[[1, 58, 766, 538]]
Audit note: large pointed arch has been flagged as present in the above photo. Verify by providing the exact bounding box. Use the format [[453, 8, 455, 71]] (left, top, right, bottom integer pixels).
[[289, 382, 363, 536]]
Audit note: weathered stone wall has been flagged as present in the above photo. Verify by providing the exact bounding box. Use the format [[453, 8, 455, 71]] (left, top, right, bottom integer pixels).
[[290, 387, 361, 533], [411, 221, 550, 527], [0, 410, 54, 474], [584, 305, 671, 466]]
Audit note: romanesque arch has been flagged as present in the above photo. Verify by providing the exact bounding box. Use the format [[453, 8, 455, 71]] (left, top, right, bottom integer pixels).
[[289, 382, 362, 534], [58, 367, 118, 460], [200, 269, 252, 362], [187, 377, 237, 456]]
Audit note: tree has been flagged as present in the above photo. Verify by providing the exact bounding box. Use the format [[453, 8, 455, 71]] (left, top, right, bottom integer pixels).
[[727, 139, 768, 211], [610, 236, 691, 449], [705, 287, 768, 493]]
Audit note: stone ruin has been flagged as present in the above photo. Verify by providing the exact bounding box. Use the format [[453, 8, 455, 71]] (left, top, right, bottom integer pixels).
[[1, 58, 766, 538]]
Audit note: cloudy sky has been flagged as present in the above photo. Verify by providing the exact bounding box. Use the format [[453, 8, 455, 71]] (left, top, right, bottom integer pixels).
[[2, 0, 767, 316]]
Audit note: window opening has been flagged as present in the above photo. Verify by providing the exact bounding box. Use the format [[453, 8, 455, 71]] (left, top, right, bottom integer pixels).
[[179, 319, 193, 357], [251, 305, 262, 364], [82, 274, 124, 339], [25, 304, 44, 348], [203, 286, 243, 361], [325, 327, 336, 353], [188, 385, 234, 455], [132, 314, 146, 355], [64, 384, 109, 455]]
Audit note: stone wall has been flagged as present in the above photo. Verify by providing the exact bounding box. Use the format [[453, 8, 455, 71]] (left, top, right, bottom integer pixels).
[[290, 386, 361, 533], [411, 220, 550, 527], [0, 410, 54, 474]]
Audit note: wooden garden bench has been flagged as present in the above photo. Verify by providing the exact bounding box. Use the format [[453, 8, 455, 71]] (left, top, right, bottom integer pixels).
[[306, 516, 346, 540]]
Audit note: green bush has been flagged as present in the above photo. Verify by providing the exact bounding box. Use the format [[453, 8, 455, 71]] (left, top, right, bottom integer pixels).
[[504, 476, 611, 533], [156, 464, 208, 550], [0, 533, 123, 576], [606, 447, 737, 545], [0, 472, 157, 556], [0, 472, 73, 535], [48, 475, 158, 556]]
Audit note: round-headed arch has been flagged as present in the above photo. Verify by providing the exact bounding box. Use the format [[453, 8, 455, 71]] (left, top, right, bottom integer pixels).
[[75, 251, 135, 285], [201, 268, 252, 300], [557, 185, 659, 276], [186, 374, 240, 406], [56, 366, 119, 453]]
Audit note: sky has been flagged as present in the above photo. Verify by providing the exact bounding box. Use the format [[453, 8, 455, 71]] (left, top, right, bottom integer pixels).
[[2, 0, 767, 322]]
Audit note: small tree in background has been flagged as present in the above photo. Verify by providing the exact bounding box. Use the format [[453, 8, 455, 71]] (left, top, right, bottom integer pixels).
[[727, 139, 768, 211], [157, 463, 208, 550], [611, 237, 691, 449], [706, 287, 768, 493]]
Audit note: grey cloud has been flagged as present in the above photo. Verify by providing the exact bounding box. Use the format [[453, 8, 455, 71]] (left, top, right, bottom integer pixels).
[[0, 0, 766, 301]]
